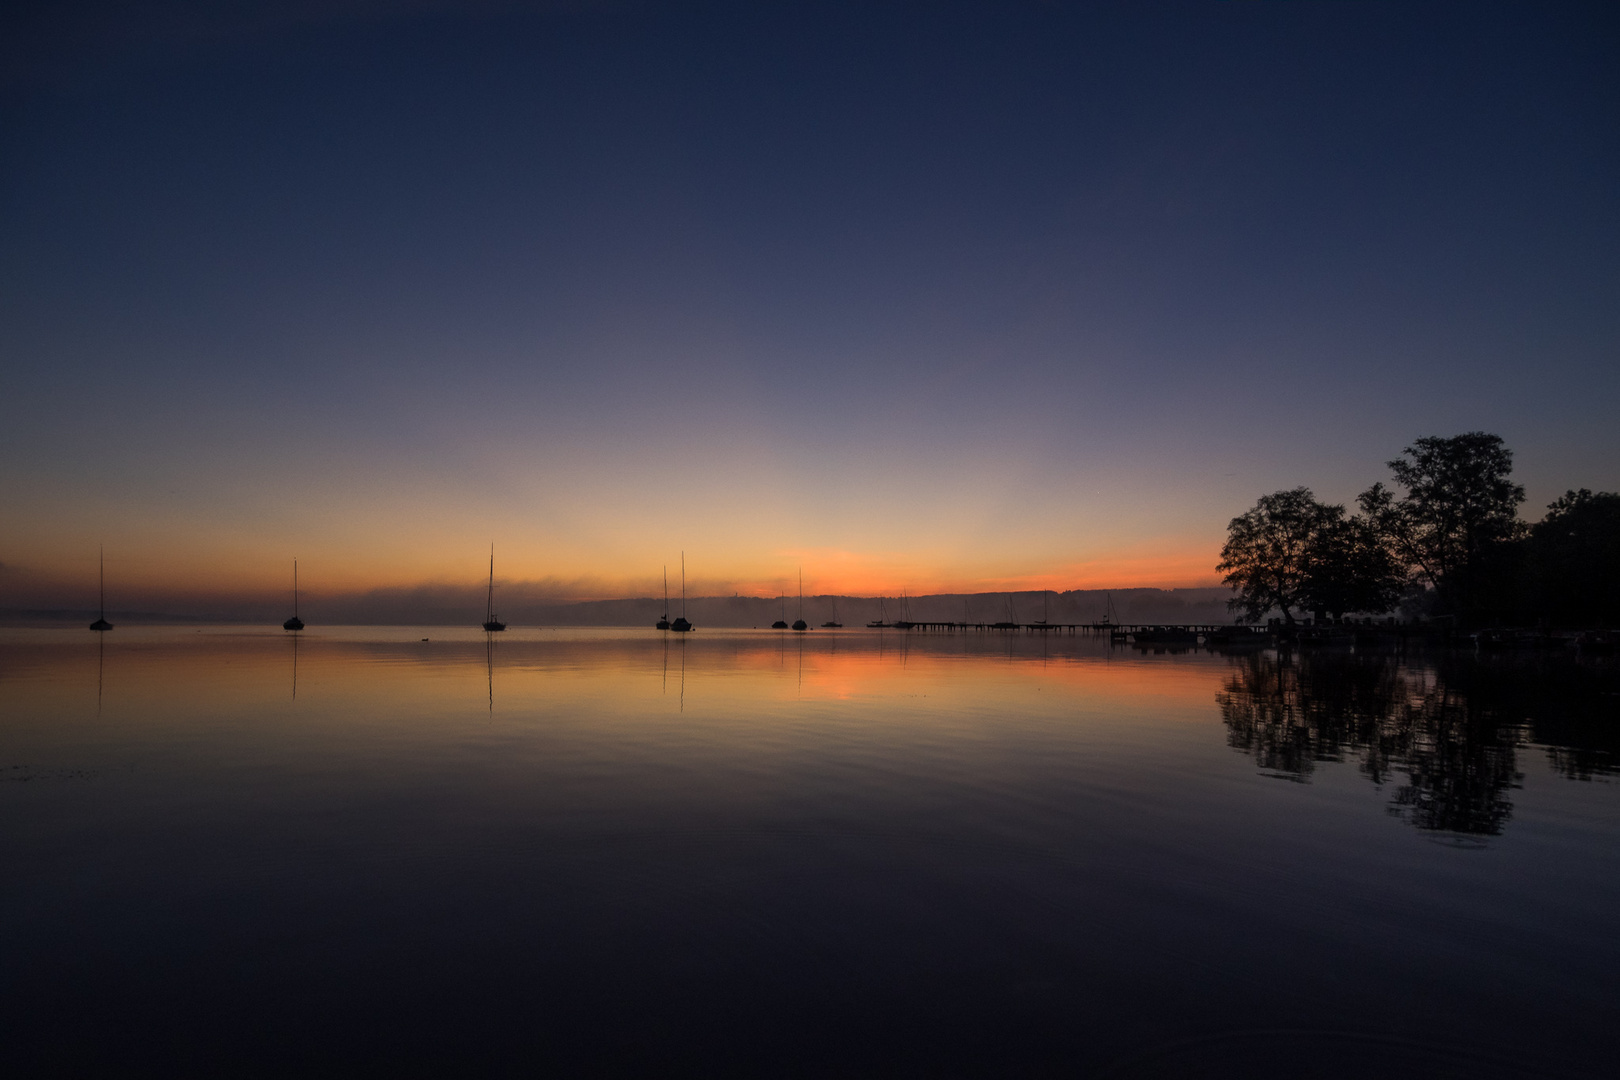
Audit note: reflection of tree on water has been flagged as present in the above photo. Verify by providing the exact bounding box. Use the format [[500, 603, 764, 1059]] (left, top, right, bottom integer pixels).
[[1451, 656, 1620, 782], [1218, 651, 1527, 835]]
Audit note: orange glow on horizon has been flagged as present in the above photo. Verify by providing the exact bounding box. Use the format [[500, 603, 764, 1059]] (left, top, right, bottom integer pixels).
[[3, 544, 1225, 606]]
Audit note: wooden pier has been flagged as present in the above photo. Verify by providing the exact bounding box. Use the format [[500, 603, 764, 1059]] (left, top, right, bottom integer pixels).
[[865, 621, 1251, 637], [856, 621, 1435, 648]]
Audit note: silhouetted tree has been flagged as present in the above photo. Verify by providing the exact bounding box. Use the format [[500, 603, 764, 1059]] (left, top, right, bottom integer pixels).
[[1528, 489, 1620, 627], [1218, 489, 1336, 624], [1300, 512, 1405, 621], [1358, 432, 1525, 621], [1219, 489, 1399, 623]]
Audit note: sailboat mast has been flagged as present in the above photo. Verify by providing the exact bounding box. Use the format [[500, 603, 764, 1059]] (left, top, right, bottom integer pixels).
[[293, 559, 299, 619], [487, 544, 495, 621], [681, 552, 686, 617], [798, 568, 803, 619], [99, 546, 105, 620]]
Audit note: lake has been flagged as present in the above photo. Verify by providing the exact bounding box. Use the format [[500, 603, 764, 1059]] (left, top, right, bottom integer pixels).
[[3, 627, 1617, 1077]]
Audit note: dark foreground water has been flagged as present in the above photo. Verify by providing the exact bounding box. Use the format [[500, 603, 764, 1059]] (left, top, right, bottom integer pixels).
[[2, 627, 1618, 1078]]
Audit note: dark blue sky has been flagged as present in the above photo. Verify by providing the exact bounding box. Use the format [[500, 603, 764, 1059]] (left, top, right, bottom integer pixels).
[[3, 1, 1617, 599]]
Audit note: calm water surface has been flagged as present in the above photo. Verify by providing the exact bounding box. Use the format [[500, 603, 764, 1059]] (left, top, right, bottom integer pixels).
[[3, 627, 1618, 1077]]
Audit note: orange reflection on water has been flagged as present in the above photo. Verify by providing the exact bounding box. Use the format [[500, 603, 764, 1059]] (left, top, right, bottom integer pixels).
[[0, 627, 1231, 747]]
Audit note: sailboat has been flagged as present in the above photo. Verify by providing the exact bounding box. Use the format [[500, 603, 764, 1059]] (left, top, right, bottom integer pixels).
[[283, 558, 305, 631], [89, 546, 113, 632], [893, 591, 915, 630], [1033, 588, 1049, 628], [481, 544, 506, 631], [792, 569, 808, 631], [771, 590, 789, 630], [991, 593, 1018, 630], [657, 566, 671, 630], [867, 596, 888, 628], [670, 553, 693, 632], [822, 595, 842, 628]]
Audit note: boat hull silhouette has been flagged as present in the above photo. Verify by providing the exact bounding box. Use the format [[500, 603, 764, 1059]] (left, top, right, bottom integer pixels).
[[483, 620, 506, 632], [89, 618, 112, 632], [283, 617, 304, 631]]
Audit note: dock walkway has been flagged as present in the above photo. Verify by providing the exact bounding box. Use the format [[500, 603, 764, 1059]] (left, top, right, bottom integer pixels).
[[865, 621, 1250, 636]]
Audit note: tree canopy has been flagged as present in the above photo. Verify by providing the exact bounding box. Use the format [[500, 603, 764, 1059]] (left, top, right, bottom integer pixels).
[[1528, 489, 1620, 627], [1219, 433, 1620, 628], [1219, 489, 1326, 623], [1358, 432, 1525, 619]]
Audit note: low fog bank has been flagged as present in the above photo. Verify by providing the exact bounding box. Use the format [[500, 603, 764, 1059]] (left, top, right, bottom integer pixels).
[[2, 588, 1233, 628]]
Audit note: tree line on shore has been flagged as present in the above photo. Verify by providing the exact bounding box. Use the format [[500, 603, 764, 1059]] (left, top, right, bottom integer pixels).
[[1218, 432, 1620, 629]]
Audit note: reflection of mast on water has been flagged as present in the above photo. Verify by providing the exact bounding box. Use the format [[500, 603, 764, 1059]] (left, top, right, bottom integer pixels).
[[96, 632, 105, 716], [291, 631, 299, 700], [485, 632, 495, 713], [679, 636, 686, 712]]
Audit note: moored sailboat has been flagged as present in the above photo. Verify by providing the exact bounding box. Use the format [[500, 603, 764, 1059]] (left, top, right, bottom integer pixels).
[[482, 544, 506, 631], [657, 566, 671, 630], [670, 553, 693, 632], [792, 569, 808, 631], [893, 591, 915, 630], [89, 546, 113, 632], [283, 558, 305, 631]]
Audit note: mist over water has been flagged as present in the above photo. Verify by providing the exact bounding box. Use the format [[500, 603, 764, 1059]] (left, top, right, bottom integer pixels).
[[3, 627, 1617, 1076]]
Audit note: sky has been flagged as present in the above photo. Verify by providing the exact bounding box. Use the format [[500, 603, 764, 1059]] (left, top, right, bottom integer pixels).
[[3, 0, 1618, 612]]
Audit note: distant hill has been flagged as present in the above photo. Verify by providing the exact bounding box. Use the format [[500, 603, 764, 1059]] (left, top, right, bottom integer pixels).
[[0, 608, 225, 626]]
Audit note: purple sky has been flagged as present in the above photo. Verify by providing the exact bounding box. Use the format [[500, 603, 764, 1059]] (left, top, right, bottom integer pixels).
[[3, 1, 1617, 607]]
